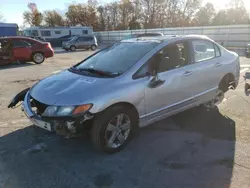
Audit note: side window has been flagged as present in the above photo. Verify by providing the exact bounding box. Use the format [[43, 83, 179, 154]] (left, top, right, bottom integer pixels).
[[82, 30, 88, 34], [55, 31, 61, 34], [31, 30, 38, 36], [192, 40, 215, 62], [26, 40, 37, 46], [85, 37, 93, 41], [214, 44, 221, 57], [12, 40, 31, 48], [133, 41, 189, 79], [133, 54, 160, 79], [157, 42, 189, 73], [41, 30, 51, 37], [78, 37, 85, 42]]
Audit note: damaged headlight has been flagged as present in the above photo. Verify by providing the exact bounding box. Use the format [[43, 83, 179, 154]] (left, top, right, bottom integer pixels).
[[42, 104, 92, 117]]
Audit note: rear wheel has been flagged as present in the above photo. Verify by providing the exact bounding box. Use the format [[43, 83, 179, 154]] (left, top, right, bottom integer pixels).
[[32, 52, 45, 64], [91, 105, 138, 153], [204, 89, 225, 108], [70, 45, 76, 51]]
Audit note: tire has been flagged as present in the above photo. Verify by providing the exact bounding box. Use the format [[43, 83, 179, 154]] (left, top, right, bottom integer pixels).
[[91, 105, 138, 153], [32, 52, 45, 64], [90, 45, 97, 51], [245, 83, 250, 91], [70, 45, 76, 51]]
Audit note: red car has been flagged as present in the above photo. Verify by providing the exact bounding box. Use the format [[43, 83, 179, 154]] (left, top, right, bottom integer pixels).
[[0, 36, 54, 65]]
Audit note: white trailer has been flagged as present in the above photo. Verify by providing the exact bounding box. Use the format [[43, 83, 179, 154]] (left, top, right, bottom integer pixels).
[[23, 26, 93, 40]]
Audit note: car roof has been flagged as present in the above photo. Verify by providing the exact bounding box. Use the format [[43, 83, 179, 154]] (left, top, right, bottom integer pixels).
[[121, 35, 212, 43], [2, 36, 43, 43], [78, 34, 95, 37]]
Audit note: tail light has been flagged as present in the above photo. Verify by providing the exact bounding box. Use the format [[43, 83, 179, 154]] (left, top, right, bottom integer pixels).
[[45, 43, 53, 50]]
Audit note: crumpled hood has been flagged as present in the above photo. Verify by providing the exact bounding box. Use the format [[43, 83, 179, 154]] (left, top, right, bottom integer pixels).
[[30, 70, 112, 106]]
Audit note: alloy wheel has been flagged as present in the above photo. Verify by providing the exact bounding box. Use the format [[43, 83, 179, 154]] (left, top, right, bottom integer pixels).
[[105, 113, 131, 149]]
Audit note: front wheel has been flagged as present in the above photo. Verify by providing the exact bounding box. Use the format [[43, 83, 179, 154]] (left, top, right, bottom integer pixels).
[[91, 105, 138, 153], [32, 52, 45, 64]]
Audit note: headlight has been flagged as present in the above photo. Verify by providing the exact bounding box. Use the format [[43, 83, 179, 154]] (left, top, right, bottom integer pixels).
[[42, 104, 92, 117]]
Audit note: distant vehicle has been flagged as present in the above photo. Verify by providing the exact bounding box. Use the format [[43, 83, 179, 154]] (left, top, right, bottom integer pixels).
[[29, 36, 46, 42], [0, 23, 17, 37], [50, 35, 77, 47], [0, 36, 54, 65], [246, 44, 250, 58], [9, 35, 239, 153], [23, 26, 93, 40], [62, 35, 98, 51]]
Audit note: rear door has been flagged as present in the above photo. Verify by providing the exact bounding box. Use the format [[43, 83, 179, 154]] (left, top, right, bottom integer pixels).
[[77, 37, 86, 48], [189, 39, 223, 103], [12, 39, 33, 60], [84, 36, 94, 47]]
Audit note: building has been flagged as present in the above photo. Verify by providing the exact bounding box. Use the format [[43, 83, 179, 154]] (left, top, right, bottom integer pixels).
[[0, 23, 18, 37]]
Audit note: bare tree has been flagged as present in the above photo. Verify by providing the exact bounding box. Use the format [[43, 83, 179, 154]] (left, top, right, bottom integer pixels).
[[43, 10, 65, 26]]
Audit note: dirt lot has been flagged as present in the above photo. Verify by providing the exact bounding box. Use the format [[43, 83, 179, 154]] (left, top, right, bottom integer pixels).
[[0, 51, 250, 188]]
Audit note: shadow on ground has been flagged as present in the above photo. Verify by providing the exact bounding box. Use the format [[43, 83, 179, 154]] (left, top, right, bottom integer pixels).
[[0, 106, 235, 188], [0, 62, 35, 70], [54, 49, 89, 54]]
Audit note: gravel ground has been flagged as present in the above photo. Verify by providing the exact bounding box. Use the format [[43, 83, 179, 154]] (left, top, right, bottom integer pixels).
[[0, 52, 250, 188]]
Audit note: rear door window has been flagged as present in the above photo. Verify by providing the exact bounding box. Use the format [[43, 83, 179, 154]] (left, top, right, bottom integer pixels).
[[85, 37, 93, 41], [78, 37, 85, 42], [191, 40, 215, 62]]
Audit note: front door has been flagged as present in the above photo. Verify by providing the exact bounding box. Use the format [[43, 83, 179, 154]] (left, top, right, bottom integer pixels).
[[144, 41, 197, 122]]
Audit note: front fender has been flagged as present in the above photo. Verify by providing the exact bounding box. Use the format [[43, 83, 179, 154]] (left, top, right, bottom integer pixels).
[[8, 88, 30, 108], [89, 81, 146, 117]]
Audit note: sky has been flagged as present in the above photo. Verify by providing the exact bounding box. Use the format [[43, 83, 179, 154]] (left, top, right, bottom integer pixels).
[[0, 0, 250, 26]]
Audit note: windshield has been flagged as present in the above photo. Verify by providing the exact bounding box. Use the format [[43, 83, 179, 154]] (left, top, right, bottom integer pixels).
[[75, 42, 157, 74]]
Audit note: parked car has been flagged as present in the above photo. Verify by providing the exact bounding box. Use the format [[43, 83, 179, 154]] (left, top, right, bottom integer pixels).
[[246, 44, 250, 58], [49, 35, 77, 48], [8, 35, 240, 153], [0, 36, 54, 65], [62, 35, 98, 51]]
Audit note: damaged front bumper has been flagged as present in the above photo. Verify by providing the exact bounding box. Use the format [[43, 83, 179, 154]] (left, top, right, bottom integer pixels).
[[8, 88, 93, 137]]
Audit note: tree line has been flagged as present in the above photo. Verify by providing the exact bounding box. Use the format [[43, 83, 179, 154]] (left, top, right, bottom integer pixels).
[[23, 0, 250, 31]]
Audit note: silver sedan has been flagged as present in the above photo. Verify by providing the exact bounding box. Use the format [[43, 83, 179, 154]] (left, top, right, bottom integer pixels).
[[8, 35, 240, 153]]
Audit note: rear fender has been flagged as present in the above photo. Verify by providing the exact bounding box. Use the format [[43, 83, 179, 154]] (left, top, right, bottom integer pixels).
[[8, 88, 30, 108]]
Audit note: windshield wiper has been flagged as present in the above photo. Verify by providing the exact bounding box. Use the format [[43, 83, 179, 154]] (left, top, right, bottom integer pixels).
[[76, 68, 120, 77]]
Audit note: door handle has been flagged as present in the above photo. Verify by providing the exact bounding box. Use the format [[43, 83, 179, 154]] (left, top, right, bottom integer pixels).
[[215, 62, 221, 67], [183, 71, 193, 77]]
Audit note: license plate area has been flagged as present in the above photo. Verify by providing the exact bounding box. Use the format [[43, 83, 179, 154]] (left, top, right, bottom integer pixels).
[[31, 118, 52, 131]]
